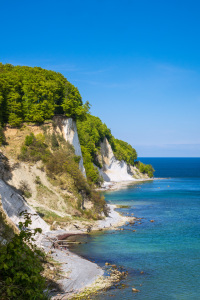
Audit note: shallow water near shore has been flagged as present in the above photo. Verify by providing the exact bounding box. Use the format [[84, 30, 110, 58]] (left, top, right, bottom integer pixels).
[[70, 158, 200, 300]]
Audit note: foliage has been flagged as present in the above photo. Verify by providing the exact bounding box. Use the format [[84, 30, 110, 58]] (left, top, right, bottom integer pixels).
[[18, 129, 108, 218], [0, 63, 89, 126], [18, 133, 51, 162], [51, 132, 59, 149], [80, 146, 103, 185], [112, 139, 137, 165], [0, 211, 48, 299], [45, 148, 90, 195], [136, 161, 155, 178], [19, 180, 32, 198], [62, 82, 90, 121], [76, 114, 112, 184], [35, 207, 71, 225], [76, 114, 137, 184], [0, 125, 6, 146], [35, 176, 41, 185]]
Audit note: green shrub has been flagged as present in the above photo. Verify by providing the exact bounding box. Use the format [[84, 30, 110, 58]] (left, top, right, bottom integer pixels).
[[137, 162, 155, 178], [35, 176, 41, 185], [0, 211, 48, 299], [25, 133, 35, 146], [51, 133, 59, 149], [19, 133, 50, 162], [0, 125, 6, 146], [19, 180, 32, 198]]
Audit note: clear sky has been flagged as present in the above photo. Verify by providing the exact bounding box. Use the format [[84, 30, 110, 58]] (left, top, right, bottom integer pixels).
[[1, 0, 200, 157]]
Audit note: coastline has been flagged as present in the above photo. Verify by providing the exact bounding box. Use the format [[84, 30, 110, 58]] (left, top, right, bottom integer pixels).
[[44, 202, 136, 299], [42, 178, 154, 298], [98, 178, 153, 192]]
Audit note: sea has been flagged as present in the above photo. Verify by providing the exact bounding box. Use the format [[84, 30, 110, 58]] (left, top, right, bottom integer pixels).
[[69, 158, 200, 300]]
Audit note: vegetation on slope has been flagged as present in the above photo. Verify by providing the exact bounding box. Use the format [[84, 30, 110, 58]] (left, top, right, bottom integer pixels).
[[76, 114, 138, 183], [136, 161, 155, 178], [0, 63, 89, 127], [0, 63, 154, 183], [0, 212, 48, 300], [18, 127, 109, 219], [0, 125, 6, 146]]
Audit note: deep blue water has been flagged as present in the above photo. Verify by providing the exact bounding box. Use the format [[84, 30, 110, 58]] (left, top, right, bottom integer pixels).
[[70, 158, 200, 300]]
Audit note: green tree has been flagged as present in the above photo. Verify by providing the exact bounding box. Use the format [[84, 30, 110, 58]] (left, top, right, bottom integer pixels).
[[0, 63, 89, 126], [62, 82, 90, 121]]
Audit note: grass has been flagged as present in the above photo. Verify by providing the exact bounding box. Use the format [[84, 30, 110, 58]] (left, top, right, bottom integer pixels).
[[36, 184, 59, 210], [35, 207, 71, 225]]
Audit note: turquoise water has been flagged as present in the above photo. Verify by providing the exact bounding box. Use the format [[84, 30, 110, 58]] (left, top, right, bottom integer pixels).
[[70, 158, 200, 299]]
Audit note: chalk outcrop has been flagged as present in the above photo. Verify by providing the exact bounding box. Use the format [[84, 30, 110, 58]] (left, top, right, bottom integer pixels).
[[0, 179, 50, 233], [53, 116, 86, 177], [97, 138, 135, 182], [0, 151, 50, 240]]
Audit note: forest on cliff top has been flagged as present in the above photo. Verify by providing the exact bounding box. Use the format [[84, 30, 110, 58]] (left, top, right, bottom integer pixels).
[[0, 63, 154, 181]]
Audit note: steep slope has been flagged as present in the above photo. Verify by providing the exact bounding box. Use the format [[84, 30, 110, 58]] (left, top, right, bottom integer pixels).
[[76, 114, 152, 183], [98, 137, 134, 182], [53, 116, 86, 176], [1, 121, 108, 228], [0, 179, 50, 233]]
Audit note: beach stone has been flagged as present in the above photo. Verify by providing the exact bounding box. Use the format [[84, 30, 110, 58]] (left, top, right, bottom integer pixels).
[[105, 262, 110, 265], [150, 220, 155, 222], [132, 288, 140, 293], [129, 221, 135, 224], [140, 271, 144, 274], [132, 230, 136, 232]]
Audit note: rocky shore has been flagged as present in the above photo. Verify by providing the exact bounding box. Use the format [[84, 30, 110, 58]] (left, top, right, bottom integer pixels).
[[41, 203, 135, 299]]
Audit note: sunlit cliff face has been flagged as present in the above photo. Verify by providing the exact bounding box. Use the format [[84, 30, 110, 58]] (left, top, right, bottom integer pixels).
[[63, 118, 86, 177]]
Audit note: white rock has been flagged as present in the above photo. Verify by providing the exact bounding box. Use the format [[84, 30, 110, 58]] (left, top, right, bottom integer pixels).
[[98, 138, 134, 182], [62, 118, 86, 177]]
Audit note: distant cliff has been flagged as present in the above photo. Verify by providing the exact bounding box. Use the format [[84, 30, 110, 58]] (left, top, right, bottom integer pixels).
[[97, 137, 148, 182], [76, 114, 152, 184]]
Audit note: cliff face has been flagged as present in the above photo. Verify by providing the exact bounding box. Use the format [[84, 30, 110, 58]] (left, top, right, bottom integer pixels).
[[96, 138, 148, 182], [97, 138, 134, 182], [53, 117, 147, 183], [54, 118, 146, 183], [0, 152, 50, 241], [0, 179, 50, 234], [53, 116, 86, 177]]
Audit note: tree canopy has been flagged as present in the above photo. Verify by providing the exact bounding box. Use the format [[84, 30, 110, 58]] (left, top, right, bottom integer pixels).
[[0, 63, 89, 126]]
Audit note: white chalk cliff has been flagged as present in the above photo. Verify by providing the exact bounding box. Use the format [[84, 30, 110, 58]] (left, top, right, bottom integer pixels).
[[0, 179, 50, 234], [61, 118, 86, 177], [97, 138, 134, 182], [0, 152, 50, 244]]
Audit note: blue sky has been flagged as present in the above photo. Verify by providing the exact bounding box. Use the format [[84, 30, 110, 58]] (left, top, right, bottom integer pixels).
[[1, 0, 200, 156]]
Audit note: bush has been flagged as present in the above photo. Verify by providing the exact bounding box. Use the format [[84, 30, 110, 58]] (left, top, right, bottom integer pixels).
[[0, 125, 6, 146], [0, 211, 48, 299], [19, 180, 32, 198], [137, 162, 155, 178], [35, 176, 41, 185], [51, 133, 59, 149], [19, 133, 50, 162]]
